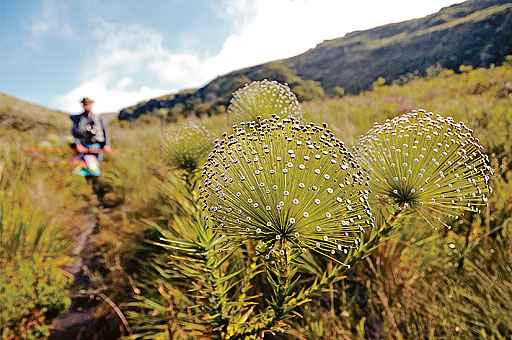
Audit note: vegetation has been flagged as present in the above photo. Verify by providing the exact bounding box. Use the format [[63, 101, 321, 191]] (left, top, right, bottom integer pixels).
[[1, 55, 511, 339], [163, 125, 212, 173], [109, 61, 512, 339], [0, 144, 73, 338], [0, 92, 67, 132]]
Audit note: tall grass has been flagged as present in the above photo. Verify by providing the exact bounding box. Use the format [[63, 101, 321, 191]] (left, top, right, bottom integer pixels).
[[0, 147, 68, 261], [0, 145, 71, 338]]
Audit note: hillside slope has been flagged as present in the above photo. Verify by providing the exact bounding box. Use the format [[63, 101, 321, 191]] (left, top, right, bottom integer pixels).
[[0, 92, 67, 132], [303, 60, 512, 147], [119, 0, 512, 121]]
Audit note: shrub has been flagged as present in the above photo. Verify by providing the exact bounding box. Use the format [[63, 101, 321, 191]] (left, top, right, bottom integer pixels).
[[505, 55, 512, 67], [426, 63, 443, 78], [0, 259, 71, 339], [459, 64, 474, 73], [292, 80, 326, 101], [333, 86, 345, 98], [126, 186, 261, 338], [372, 76, 386, 89]]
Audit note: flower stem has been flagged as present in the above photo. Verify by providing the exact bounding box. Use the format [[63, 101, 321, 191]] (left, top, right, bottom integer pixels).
[[383, 204, 405, 232], [347, 204, 405, 267]]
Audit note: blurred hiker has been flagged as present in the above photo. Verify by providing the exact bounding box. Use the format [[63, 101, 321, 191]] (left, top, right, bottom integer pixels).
[[70, 97, 111, 177]]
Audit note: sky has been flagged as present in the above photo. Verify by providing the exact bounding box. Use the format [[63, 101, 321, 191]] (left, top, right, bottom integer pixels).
[[0, 0, 461, 113]]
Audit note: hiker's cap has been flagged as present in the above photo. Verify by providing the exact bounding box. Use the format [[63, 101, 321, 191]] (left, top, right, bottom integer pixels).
[[80, 97, 95, 104]]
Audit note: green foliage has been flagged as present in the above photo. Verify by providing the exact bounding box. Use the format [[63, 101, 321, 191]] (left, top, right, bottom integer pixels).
[[244, 62, 326, 103], [421, 240, 512, 338], [303, 59, 512, 147], [116, 64, 512, 339], [257, 62, 301, 84], [128, 170, 355, 339], [292, 80, 325, 102], [505, 55, 512, 66], [392, 71, 421, 86], [126, 176, 262, 339], [0, 259, 71, 339], [459, 64, 474, 73], [4, 59, 512, 339], [0, 149, 69, 260], [0, 92, 67, 132], [0, 146, 28, 189], [426, 63, 444, 78], [372, 76, 386, 89], [217, 74, 251, 95], [333, 86, 345, 98], [0, 145, 71, 338], [0, 202, 69, 261], [121, 62, 327, 122]]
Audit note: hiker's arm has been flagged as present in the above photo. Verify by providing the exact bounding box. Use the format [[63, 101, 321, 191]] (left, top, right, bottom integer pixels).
[[100, 117, 112, 152], [70, 115, 87, 151], [76, 144, 88, 153]]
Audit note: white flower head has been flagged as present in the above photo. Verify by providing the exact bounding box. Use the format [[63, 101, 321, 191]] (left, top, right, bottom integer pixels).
[[201, 115, 374, 261]]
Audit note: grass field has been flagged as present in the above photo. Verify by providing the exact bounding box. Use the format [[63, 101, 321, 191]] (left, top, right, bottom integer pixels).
[[1, 59, 511, 339]]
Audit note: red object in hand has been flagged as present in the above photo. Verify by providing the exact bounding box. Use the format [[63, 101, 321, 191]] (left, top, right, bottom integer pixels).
[[76, 144, 88, 153]]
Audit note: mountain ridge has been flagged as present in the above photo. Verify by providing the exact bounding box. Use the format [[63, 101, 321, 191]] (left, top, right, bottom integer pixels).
[[118, 0, 512, 122]]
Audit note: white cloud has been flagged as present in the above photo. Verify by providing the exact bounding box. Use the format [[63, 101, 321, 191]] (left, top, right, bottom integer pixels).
[[53, 73, 168, 113], [54, 0, 458, 113], [116, 77, 134, 90], [29, 0, 74, 46], [203, 0, 460, 77], [53, 21, 172, 112]]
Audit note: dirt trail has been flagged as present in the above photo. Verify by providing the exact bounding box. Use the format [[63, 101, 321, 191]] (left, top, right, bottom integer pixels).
[[49, 210, 100, 340], [48, 177, 127, 340]]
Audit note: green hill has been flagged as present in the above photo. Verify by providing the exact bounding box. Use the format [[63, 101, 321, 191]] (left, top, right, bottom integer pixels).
[[0, 92, 67, 132], [119, 0, 512, 122]]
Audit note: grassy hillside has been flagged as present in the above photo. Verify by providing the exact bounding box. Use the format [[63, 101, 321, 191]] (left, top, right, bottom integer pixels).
[[119, 0, 512, 122], [1, 59, 511, 338], [0, 92, 68, 133], [291, 0, 512, 92]]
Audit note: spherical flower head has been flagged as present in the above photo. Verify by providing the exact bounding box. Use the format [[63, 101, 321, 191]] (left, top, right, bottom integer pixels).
[[200, 115, 374, 262], [228, 80, 303, 124], [163, 125, 212, 172], [356, 110, 492, 226]]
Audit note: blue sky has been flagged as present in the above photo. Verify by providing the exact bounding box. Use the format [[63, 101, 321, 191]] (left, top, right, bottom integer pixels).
[[0, 0, 460, 112]]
